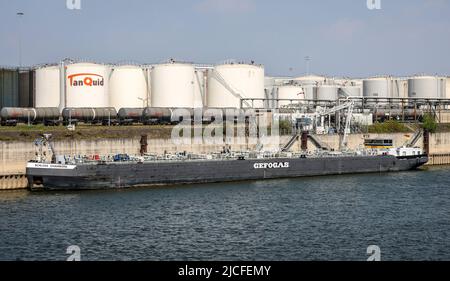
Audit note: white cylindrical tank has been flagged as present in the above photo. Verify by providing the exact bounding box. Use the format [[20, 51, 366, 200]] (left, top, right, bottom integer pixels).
[[277, 85, 305, 107], [392, 79, 408, 99], [294, 76, 326, 100], [408, 76, 446, 99], [264, 77, 277, 109], [35, 66, 60, 108], [151, 63, 196, 108], [65, 63, 110, 108], [363, 77, 393, 98], [109, 65, 148, 110], [294, 75, 327, 84], [207, 64, 265, 108], [339, 86, 361, 97], [316, 85, 338, 101], [265, 77, 276, 88], [446, 77, 450, 99], [302, 84, 316, 100]]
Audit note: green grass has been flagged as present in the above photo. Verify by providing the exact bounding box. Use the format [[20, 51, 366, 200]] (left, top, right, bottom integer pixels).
[[0, 124, 175, 142], [436, 123, 450, 133], [0, 124, 56, 132], [2, 121, 450, 142], [367, 120, 414, 134]]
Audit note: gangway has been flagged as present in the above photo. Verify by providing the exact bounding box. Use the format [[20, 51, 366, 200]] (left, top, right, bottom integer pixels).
[[405, 130, 423, 148], [308, 134, 331, 151], [281, 132, 301, 152]]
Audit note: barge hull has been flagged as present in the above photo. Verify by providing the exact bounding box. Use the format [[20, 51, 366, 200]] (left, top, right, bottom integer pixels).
[[26, 155, 429, 191]]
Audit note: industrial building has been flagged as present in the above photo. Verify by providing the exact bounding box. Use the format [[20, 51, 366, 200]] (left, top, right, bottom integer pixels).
[[0, 67, 34, 109]]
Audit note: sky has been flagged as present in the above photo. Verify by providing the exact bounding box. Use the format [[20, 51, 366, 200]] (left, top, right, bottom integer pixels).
[[0, 0, 450, 77]]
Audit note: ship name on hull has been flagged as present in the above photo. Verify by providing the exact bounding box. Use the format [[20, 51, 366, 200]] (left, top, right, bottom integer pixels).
[[254, 162, 290, 169]]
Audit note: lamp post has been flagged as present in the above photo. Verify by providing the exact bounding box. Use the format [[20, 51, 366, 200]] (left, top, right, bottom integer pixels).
[[17, 12, 24, 68], [304, 56, 311, 76]]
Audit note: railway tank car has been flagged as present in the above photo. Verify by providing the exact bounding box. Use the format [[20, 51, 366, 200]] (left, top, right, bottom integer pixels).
[[0, 107, 60, 126], [142, 107, 179, 125], [62, 107, 117, 126], [117, 108, 145, 125]]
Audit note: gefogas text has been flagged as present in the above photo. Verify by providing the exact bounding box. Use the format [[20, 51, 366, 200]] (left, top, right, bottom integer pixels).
[[254, 162, 290, 169]]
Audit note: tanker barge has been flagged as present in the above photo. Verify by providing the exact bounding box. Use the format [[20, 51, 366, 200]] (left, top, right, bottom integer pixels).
[[26, 136, 428, 191]]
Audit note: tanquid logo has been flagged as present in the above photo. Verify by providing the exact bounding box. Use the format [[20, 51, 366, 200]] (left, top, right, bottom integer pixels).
[[68, 73, 104, 87]]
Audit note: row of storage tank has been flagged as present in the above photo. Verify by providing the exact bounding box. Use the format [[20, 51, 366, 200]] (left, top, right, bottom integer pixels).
[[267, 75, 450, 107], [35, 62, 265, 110], [2, 62, 450, 111]]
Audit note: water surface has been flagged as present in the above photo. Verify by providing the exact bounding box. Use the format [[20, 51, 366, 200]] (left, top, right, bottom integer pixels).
[[1, 166, 449, 261]]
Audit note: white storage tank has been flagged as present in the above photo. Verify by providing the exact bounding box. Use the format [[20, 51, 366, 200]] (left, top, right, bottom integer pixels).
[[446, 77, 450, 99], [109, 65, 148, 110], [391, 79, 406, 98], [339, 86, 362, 97], [316, 85, 338, 101], [301, 84, 316, 100], [265, 77, 276, 88], [65, 63, 110, 108], [363, 77, 393, 98], [207, 63, 265, 108], [264, 77, 277, 109], [277, 85, 304, 107], [294, 76, 326, 100], [408, 76, 446, 99], [294, 75, 327, 84], [151, 63, 196, 108], [35, 66, 60, 108]]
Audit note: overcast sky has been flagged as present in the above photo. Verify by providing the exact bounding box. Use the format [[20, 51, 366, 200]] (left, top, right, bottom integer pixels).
[[1, 0, 449, 77]]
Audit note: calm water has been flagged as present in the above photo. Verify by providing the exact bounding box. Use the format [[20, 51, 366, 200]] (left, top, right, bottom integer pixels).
[[1, 166, 450, 261]]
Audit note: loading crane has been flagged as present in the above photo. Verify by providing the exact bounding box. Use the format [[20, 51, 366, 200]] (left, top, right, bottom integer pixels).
[[315, 99, 354, 150], [33, 134, 56, 163], [282, 99, 355, 152]]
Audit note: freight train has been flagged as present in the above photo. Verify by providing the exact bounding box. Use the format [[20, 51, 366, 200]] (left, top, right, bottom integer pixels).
[[1, 106, 426, 127], [0, 107, 253, 126]]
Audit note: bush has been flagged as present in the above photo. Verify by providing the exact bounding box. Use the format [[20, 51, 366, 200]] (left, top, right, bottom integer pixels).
[[422, 114, 437, 133], [279, 120, 292, 135]]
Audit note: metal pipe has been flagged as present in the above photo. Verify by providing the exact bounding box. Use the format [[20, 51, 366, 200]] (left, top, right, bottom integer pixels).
[[59, 60, 66, 112]]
